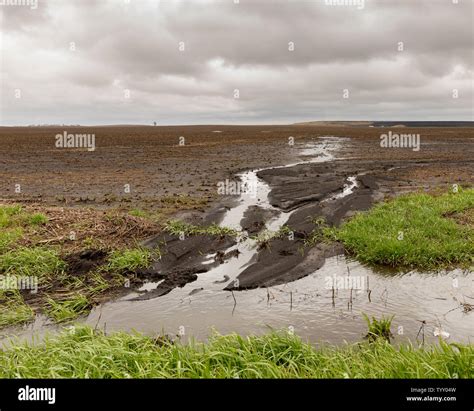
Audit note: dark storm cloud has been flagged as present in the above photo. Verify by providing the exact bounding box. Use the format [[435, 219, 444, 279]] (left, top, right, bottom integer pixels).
[[0, 0, 472, 125]]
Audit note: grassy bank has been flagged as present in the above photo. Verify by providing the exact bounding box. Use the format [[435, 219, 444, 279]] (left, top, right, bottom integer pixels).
[[0, 326, 471, 378], [0, 204, 156, 327], [328, 188, 474, 269], [0, 203, 239, 329]]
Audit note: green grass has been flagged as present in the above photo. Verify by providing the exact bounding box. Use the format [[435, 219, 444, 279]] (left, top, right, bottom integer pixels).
[[0, 247, 66, 281], [0, 205, 22, 228], [106, 248, 152, 273], [26, 213, 48, 226], [45, 295, 91, 323], [0, 245, 66, 327], [327, 188, 474, 269], [0, 206, 66, 328], [164, 219, 238, 238], [129, 209, 148, 218], [0, 290, 35, 328], [0, 228, 23, 253], [363, 314, 394, 343], [0, 205, 47, 252], [0, 326, 471, 378], [0, 205, 48, 228]]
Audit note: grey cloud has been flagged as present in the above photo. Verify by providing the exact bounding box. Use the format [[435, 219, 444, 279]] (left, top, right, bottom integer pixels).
[[0, 0, 472, 125]]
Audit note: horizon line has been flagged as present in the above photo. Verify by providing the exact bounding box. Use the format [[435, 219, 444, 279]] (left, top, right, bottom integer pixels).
[[1, 120, 474, 128]]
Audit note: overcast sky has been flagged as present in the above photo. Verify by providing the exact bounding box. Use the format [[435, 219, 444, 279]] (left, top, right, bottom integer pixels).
[[0, 0, 472, 125]]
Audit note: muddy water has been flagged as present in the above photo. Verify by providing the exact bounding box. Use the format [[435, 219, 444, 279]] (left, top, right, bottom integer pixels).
[[2, 137, 473, 345], [5, 256, 472, 346], [220, 136, 345, 230], [80, 256, 473, 345]]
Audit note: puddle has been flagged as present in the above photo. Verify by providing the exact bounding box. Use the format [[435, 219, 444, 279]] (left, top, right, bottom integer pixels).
[[88, 256, 472, 345]]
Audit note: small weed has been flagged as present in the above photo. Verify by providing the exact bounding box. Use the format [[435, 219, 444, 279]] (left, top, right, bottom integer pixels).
[[363, 314, 395, 343], [164, 220, 238, 238], [106, 248, 152, 273]]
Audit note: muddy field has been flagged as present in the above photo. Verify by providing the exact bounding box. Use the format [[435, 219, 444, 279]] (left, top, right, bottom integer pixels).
[[1, 125, 473, 344], [1, 125, 472, 210]]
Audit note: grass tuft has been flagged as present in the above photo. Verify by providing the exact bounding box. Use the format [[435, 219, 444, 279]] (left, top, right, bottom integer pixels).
[[26, 213, 49, 226], [164, 219, 238, 238], [45, 295, 91, 323], [0, 247, 66, 281], [106, 248, 152, 273], [0, 290, 35, 328], [363, 313, 394, 343]]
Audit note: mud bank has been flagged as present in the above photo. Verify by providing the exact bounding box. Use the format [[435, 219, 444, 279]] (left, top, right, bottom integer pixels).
[[135, 233, 235, 299]]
